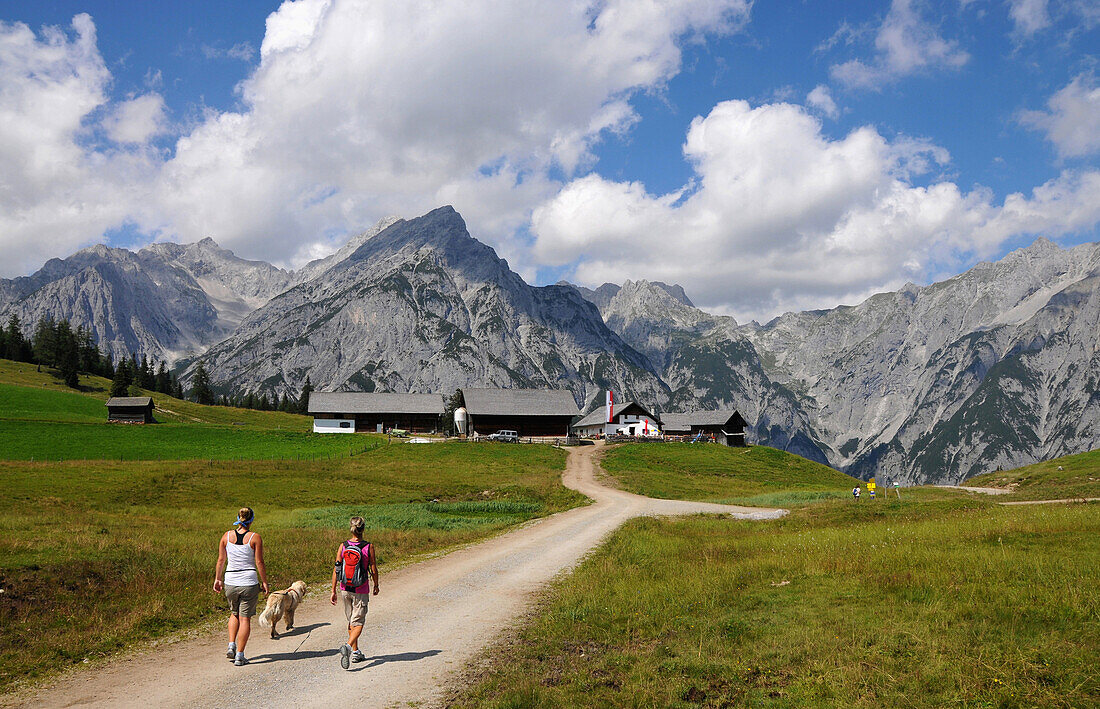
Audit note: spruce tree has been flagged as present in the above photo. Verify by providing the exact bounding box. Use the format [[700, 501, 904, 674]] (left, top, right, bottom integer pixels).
[[298, 377, 313, 415], [190, 361, 215, 405], [110, 357, 131, 397]]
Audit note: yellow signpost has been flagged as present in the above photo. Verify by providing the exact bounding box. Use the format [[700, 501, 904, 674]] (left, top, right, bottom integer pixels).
[[868, 478, 876, 498]]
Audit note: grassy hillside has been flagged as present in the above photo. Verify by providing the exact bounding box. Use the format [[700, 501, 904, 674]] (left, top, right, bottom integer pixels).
[[0, 359, 310, 429], [452, 498, 1099, 708], [966, 448, 1100, 500], [601, 443, 859, 505], [0, 443, 578, 690], [0, 359, 367, 460]]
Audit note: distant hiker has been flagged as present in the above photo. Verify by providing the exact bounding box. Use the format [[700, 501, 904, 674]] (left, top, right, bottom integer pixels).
[[853, 486, 860, 500], [869, 486, 875, 499], [214, 507, 270, 666], [331, 515, 379, 669]]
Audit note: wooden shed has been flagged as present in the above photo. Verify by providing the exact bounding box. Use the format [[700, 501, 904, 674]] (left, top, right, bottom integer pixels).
[[459, 388, 581, 438], [661, 410, 747, 446], [106, 396, 155, 424], [308, 392, 444, 433]]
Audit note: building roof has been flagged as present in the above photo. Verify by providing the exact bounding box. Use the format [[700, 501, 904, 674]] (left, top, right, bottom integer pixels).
[[661, 411, 746, 432], [573, 400, 659, 428], [308, 391, 444, 415], [105, 397, 153, 407], [461, 388, 580, 417], [574, 407, 611, 428]]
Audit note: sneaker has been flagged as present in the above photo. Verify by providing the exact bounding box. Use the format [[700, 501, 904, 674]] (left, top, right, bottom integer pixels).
[[226, 644, 236, 660], [234, 653, 248, 666], [339, 643, 351, 670], [351, 650, 366, 663]]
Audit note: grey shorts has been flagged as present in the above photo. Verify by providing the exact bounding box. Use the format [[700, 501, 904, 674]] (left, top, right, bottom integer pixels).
[[225, 584, 260, 618], [341, 590, 369, 626]]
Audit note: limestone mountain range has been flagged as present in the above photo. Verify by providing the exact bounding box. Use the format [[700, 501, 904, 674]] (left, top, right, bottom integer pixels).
[[2, 206, 1097, 484]]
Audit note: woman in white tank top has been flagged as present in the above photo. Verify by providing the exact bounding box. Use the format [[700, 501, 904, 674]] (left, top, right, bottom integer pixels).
[[214, 507, 269, 665]]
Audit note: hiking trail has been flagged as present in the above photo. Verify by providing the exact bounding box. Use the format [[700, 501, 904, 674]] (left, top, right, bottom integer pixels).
[[4, 443, 784, 709]]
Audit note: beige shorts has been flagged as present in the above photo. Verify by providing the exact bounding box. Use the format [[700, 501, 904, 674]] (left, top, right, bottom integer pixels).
[[225, 584, 260, 618], [341, 590, 369, 626]]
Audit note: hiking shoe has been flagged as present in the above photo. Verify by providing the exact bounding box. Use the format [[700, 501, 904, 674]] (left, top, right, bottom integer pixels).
[[234, 654, 248, 666], [226, 644, 236, 660], [339, 643, 351, 670], [351, 650, 366, 663]]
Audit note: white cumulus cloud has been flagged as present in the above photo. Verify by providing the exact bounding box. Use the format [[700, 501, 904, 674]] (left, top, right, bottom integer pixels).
[[1007, 0, 1052, 35], [806, 84, 839, 118], [531, 100, 1100, 321], [103, 93, 167, 144], [0, 14, 157, 277], [830, 0, 969, 89], [1020, 73, 1100, 159], [146, 0, 753, 268]]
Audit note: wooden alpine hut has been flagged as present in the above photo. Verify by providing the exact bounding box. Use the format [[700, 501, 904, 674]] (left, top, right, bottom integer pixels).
[[661, 410, 748, 446], [105, 396, 155, 424]]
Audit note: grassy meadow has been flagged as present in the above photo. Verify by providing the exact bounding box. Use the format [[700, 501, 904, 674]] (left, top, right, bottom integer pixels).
[[0, 361, 371, 461], [0, 443, 578, 690], [451, 445, 1100, 708], [601, 443, 858, 504], [452, 496, 1099, 708], [0, 358, 582, 690], [966, 449, 1100, 500]]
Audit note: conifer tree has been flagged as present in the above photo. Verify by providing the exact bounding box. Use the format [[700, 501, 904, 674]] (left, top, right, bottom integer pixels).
[[111, 357, 132, 397], [190, 361, 215, 405], [298, 377, 313, 415]]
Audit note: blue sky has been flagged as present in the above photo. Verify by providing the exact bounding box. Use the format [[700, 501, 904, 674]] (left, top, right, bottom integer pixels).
[[1, 0, 1097, 320]]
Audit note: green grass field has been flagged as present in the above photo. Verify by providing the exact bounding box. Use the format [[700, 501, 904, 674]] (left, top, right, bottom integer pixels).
[[452, 498, 1099, 708], [451, 444, 1100, 708], [966, 449, 1100, 500], [0, 359, 583, 690], [0, 442, 579, 690], [601, 443, 859, 504], [0, 360, 371, 460]]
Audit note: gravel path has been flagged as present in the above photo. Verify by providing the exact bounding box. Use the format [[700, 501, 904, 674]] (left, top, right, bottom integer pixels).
[[6, 443, 784, 709]]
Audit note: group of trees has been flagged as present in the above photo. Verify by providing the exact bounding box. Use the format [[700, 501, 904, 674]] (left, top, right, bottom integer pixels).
[[198, 367, 313, 415], [2, 314, 315, 412], [110, 352, 185, 399], [1, 315, 114, 387]]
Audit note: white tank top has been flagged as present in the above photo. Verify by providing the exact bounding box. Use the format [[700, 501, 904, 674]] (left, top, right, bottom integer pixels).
[[224, 530, 259, 586]]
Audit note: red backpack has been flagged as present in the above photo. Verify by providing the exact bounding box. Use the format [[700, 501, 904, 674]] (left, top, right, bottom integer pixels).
[[338, 540, 370, 591]]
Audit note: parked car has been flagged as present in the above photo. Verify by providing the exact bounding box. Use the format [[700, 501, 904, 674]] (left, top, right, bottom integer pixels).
[[486, 429, 519, 443]]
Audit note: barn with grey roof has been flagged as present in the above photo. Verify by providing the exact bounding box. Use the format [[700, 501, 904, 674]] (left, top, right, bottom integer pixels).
[[459, 388, 580, 437], [661, 410, 747, 446], [308, 392, 444, 433]]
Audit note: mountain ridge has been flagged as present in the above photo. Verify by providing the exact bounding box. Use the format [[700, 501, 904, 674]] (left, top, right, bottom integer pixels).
[[2, 208, 1097, 484]]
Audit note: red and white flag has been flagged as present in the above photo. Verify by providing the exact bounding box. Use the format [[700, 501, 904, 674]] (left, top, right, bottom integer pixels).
[[606, 390, 614, 423]]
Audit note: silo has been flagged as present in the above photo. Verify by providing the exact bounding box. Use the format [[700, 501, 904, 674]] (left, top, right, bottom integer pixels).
[[454, 406, 468, 436]]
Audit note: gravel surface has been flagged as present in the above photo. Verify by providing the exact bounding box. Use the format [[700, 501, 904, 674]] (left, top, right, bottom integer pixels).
[[4, 444, 784, 709]]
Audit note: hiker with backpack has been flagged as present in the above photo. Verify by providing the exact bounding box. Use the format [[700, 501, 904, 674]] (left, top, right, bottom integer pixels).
[[330, 515, 379, 669], [213, 507, 270, 666]]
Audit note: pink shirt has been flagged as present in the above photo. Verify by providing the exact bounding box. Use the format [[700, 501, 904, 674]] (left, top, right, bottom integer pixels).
[[335, 539, 372, 594]]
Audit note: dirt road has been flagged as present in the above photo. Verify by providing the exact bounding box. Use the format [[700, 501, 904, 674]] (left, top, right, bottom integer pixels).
[[9, 444, 784, 709]]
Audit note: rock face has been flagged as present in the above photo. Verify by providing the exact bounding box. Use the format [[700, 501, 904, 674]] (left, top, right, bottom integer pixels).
[[0, 218, 398, 364], [4, 203, 1098, 485], [190, 207, 667, 410], [574, 279, 831, 464], [741, 238, 1100, 484], [570, 238, 1100, 483]]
